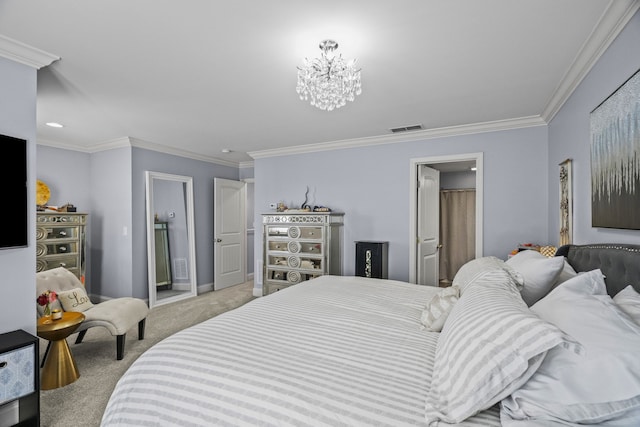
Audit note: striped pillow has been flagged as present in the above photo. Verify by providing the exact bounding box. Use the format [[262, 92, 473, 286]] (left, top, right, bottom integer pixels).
[[452, 256, 523, 294], [425, 268, 576, 424]]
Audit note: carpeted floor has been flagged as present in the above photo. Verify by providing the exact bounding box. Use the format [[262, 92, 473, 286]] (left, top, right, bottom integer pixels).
[[38, 281, 256, 427]]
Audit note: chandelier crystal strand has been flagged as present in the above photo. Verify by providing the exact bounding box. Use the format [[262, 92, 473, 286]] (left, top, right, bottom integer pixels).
[[296, 40, 362, 111]]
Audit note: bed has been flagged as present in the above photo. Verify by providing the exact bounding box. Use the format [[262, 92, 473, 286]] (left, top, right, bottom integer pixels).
[[101, 244, 640, 426]]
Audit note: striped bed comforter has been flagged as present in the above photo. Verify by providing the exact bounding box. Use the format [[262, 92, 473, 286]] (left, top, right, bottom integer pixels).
[[101, 275, 500, 426]]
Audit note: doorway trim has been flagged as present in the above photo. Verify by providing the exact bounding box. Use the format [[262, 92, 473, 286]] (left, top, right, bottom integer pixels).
[[409, 152, 484, 284]]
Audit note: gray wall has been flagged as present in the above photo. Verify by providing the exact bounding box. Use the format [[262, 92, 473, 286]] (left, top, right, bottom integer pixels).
[[36, 145, 245, 300], [90, 147, 133, 298], [254, 125, 550, 289], [548, 8, 640, 245], [132, 147, 239, 298], [0, 57, 38, 335]]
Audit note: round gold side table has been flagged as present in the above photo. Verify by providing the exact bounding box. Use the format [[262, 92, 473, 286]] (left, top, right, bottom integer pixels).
[[37, 311, 85, 390]]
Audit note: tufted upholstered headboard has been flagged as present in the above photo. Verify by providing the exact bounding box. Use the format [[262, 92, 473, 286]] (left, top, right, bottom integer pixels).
[[555, 244, 640, 297]]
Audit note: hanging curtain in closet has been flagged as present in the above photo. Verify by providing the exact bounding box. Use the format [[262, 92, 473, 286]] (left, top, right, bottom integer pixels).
[[439, 189, 476, 284]]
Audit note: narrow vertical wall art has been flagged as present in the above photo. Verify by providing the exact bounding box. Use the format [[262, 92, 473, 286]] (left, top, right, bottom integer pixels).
[[590, 68, 640, 230], [559, 159, 572, 246]]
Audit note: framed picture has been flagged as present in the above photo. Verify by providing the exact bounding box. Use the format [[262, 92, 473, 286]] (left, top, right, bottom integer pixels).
[[590, 68, 640, 230], [559, 159, 572, 245]]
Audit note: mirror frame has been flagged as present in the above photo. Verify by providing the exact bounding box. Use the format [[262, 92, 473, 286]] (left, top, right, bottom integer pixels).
[[145, 171, 198, 308]]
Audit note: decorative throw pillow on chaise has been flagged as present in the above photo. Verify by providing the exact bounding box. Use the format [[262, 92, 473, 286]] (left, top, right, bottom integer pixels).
[[420, 285, 460, 332], [506, 249, 564, 306], [425, 266, 576, 425], [501, 269, 640, 426], [58, 287, 94, 312], [452, 256, 523, 294]]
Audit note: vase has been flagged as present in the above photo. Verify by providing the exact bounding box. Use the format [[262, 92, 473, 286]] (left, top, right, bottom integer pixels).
[[43, 304, 51, 316]]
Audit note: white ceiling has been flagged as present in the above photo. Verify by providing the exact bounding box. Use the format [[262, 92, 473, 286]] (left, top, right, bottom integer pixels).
[[0, 1, 637, 166]]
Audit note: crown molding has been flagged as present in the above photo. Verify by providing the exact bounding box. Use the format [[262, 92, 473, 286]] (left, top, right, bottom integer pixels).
[[128, 138, 239, 167], [0, 34, 59, 69], [248, 116, 546, 159], [542, 0, 640, 122], [36, 138, 94, 153], [37, 136, 243, 168]]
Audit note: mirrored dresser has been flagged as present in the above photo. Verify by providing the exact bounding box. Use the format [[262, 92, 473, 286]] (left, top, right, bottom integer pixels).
[[36, 212, 87, 282], [262, 212, 343, 295]]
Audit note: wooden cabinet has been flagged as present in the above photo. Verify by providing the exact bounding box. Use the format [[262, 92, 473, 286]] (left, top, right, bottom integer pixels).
[[36, 212, 87, 282], [0, 330, 39, 427], [262, 212, 343, 295]]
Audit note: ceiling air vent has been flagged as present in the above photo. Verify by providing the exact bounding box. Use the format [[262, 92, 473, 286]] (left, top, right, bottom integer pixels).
[[390, 124, 423, 133]]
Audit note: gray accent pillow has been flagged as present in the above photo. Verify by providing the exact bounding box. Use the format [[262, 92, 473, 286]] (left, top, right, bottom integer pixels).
[[506, 249, 564, 306]]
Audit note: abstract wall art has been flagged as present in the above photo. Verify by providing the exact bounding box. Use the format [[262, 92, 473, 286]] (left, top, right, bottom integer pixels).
[[590, 68, 640, 230]]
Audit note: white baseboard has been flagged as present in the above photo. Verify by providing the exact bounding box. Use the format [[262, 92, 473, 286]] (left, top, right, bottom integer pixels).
[[198, 283, 214, 293], [91, 275, 256, 302]]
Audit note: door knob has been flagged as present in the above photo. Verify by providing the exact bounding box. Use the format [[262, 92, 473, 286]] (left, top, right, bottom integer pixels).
[[215, 238, 222, 243]]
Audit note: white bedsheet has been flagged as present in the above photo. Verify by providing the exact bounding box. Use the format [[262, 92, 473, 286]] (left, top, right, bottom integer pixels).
[[101, 275, 500, 426]]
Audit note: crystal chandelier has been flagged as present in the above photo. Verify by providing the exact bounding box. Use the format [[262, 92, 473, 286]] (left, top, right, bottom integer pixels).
[[296, 40, 362, 111]]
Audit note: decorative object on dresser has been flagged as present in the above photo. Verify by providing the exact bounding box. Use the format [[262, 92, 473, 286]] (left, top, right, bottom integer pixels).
[[35, 179, 50, 211], [36, 212, 87, 282], [355, 240, 389, 279], [262, 212, 343, 295], [0, 329, 39, 427]]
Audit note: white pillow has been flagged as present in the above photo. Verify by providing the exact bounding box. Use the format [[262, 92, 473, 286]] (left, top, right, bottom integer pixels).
[[424, 267, 575, 425], [452, 256, 523, 294], [420, 286, 459, 332], [58, 287, 94, 312], [506, 250, 564, 306], [614, 285, 640, 326], [501, 269, 640, 426], [551, 259, 577, 288]]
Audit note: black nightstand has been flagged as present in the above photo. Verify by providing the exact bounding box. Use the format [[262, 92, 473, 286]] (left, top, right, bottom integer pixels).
[[355, 241, 389, 279], [0, 329, 39, 427]]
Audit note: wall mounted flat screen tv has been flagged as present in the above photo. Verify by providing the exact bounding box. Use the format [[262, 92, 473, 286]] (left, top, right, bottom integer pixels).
[[1, 134, 28, 248]]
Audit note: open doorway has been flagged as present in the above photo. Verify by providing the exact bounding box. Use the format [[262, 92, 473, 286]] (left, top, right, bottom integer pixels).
[[409, 153, 483, 285]]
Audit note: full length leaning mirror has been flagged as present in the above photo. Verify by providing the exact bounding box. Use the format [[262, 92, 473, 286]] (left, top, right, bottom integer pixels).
[[145, 171, 198, 308]]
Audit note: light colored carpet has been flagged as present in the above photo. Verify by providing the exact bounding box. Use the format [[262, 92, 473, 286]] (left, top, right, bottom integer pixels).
[[39, 281, 256, 427]]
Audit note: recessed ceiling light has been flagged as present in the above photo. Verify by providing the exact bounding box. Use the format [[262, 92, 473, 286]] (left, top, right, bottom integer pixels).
[[46, 122, 64, 128], [221, 149, 232, 153]]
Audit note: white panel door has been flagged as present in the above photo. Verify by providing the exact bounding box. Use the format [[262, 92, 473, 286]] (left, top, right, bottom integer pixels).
[[417, 165, 440, 286], [214, 178, 246, 290]]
